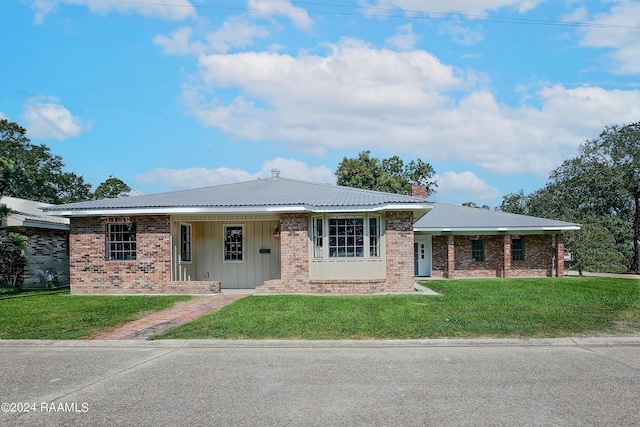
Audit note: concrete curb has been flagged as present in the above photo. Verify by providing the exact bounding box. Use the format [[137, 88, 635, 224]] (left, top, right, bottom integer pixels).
[[1, 337, 639, 348]]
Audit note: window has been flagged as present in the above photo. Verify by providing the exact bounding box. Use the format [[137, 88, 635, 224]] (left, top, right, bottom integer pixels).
[[512, 238, 524, 261], [329, 217, 364, 258], [107, 222, 136, 260], [471, 239, 484, 262], [369, 216, 380, 257], [224, 225, 243, 261], [313, 217, 324, 258], [180, 223, 192, 262], [313, 215, 381, 259]]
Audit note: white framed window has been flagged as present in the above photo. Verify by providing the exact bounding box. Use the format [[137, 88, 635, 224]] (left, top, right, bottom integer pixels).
[[369, 216, 380, 257], [180, 223, 192, 263], [312, 217, 324, 258], [312, 215, 381, 259], [107, 222, 136, 261], [224, 225, 244, 262]]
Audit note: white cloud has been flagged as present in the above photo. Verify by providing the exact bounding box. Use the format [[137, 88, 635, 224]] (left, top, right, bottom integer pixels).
[[361, 0, 543, 16], [31, 0, 196, 23], [205, 16, 270, 54], [438, 21, 485, 45], [248, 0, 313, 31], [575, 2, 640, 74], [0, 112, 7, 120], [22, 96, 92, 140], [136, 158, 335, 190], [183, 38, 640, 177], [154, 27, 200, 55], [385, 24, 419, 50], [434, 171, 501, 203]]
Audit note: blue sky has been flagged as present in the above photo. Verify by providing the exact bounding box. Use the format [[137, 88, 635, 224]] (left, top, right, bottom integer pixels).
[[2, 0, 640, 206]]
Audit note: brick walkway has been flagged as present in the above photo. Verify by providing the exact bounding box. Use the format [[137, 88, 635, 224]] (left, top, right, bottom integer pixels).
[[96, 294, 250, 340]]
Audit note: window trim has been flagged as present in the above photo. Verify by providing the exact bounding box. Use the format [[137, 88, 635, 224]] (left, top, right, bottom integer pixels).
[[180, 223, 192, 263], [106, 222, 137, 261], [223, 224, 244, 263]]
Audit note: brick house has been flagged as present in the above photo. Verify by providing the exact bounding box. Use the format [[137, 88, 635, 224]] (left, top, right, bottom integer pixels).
[[1, 196, 70, 288], [43, 173, 579, 295]]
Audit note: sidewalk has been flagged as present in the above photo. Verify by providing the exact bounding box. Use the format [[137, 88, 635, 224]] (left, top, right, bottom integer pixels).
[[564, 270, 640, 279], [95, 293, 250, 340]]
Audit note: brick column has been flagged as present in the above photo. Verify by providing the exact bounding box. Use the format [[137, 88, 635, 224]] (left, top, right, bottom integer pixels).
[[279, 213, 310, 291], [445, 235, 455, 278], [555, 234, 565, 277], [385, 211, 415, 291], [503, 235, 512, 278]]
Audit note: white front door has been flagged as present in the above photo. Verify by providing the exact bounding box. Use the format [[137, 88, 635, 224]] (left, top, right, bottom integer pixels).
[[414, 236, 432, 277]]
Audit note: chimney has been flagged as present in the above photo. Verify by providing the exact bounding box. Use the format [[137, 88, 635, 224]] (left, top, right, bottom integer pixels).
[[271, 168, 281, 179], [411, 185, 426, 199]]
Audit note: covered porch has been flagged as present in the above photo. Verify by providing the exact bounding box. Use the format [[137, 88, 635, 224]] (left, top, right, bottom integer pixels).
[[170, 214, 281, 289]]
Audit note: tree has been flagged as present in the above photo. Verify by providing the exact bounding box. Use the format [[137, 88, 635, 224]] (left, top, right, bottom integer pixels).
[[462, 202, 491, 210], [336, 151, 437, 196], [93, 176, 131, 199], [0, 232, 26, 287], [500, 122, 640, 273], [0, 119, 91, 204]]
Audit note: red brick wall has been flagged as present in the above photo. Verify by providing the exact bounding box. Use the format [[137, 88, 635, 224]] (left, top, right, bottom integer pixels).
[[510, 235, 554, 277], [384, 211, 415, 291], [430, 234, 555, 278], [69, 215, 220, 294]]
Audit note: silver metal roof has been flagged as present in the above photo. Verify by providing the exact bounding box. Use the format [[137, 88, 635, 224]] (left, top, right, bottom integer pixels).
[[414, 203, 580, 233], [43, 177, 433, 217], [1, 196, 70, 230]]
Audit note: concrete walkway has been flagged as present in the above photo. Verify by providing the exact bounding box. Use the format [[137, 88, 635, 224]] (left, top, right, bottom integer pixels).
[[96, 293, 250, 340]]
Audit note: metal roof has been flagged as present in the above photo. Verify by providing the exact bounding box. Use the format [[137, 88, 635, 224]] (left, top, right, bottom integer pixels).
[[1, 196, 70, 230], [414, 203, 580, 233], [43, 177, 433, 217]]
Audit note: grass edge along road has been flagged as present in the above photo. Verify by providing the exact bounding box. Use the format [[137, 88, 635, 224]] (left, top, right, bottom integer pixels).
[[153, 277, 640, 340], [0, 277, 638, 340]]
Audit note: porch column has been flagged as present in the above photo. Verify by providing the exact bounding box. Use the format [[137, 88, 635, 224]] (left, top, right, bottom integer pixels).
[[503, 235, 512, 278], [555, 234, 565, 277], [445, 235, 455, 278]]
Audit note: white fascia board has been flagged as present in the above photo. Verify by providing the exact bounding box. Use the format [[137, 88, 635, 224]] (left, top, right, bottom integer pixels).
[[45, 203, 434, 217], [414, 226, 580, 233]]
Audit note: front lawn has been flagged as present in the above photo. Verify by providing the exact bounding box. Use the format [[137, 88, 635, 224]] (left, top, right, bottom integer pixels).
[[0, 289, 192, 339], [153, 277, 640, 339]]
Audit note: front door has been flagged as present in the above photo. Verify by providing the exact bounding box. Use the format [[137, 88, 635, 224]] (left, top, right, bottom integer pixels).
[[414, 236, 432, 277]]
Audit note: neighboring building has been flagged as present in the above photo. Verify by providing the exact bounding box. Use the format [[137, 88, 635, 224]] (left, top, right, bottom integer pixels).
[[1, 196, 70, 288], [43, 173, 579, 295]]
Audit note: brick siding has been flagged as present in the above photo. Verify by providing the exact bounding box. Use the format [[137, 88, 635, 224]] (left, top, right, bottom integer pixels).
[[69, 215, 220, 294], [431, 234, 557, 278], [256, 211, 416, 294]]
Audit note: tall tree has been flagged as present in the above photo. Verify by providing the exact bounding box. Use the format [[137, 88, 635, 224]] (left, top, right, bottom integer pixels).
[[0, 119, 91, 204], [500, 122, 640, 273], [336, 151, 437, 196], [93, 176, 131, 199]]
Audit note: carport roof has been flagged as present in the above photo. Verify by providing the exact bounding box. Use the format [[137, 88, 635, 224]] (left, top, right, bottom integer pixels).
[[414, 203, 580, 233], [43, 176, 433, 217]]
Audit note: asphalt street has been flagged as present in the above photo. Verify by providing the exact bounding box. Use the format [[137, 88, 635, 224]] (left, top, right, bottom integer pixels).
[[1, 338, 639, 426]]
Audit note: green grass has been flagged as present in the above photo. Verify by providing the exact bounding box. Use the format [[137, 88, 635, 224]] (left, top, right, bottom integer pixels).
[[0, 289, 192, 339], [153, 277, 640, 339]]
